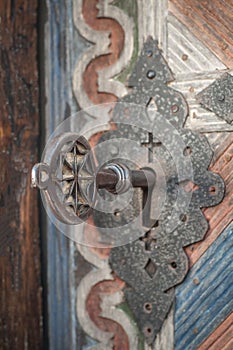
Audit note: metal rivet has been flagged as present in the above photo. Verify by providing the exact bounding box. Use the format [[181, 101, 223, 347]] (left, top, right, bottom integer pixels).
[[114, 209, 121, 217], [147, 70, 156, 79], [193, 278, 200, 285], [182, 54, 188, 61], [171, 104, 179, 113], [221, 42, 228, 50], [170, 261, 177, 269], [144, 326, 153, 336], [218, 94, 225, 102], [146, 50, 153, 57], [209, 186, 217, 195], [180, 214, 187, 223], [144, 303, 153, 313]]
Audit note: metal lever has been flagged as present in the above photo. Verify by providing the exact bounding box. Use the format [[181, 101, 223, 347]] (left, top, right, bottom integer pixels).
[[96, 165, 155, 192], [32, 134, 156, 225]]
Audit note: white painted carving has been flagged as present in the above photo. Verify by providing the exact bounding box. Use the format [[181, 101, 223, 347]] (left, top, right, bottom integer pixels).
[[73, 1, 136, 349], [166, 15, 233, 133], [101, 292, 139, 349], [73, 0, 134, 110], [137, 0, 168, 55], [77, 243, 109, 270], [167, 15, 226, 76], [73, 0, 177, 347], [73, 0, 111, 110], [97, 1, 134, 97], [76, 267, 114, 348], [76, 243, 139, 350]]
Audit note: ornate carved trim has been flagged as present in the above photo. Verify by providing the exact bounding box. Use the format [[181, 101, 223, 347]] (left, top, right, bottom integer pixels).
[[137, 0, 168, 54], [73, 0, 134, 110], [73, 1, 136, 349]]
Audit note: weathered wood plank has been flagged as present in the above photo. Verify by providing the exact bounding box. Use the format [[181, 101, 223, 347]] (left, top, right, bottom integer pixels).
[[175, 222, 233, 350], [198, 312, 233, 350], [0, 0, 43, 348], [42, 0, 85, 348], [137, 0, 168, 53], [185, 133, 233, 267], [167, 14, 226, 75], [169, 0, 233, 68], [171, 72, 233, 133], [42, 1, 233, 350]]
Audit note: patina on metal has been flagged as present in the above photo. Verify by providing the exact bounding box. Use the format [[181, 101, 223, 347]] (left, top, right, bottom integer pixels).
[[32, 138, 156, 224], [197, 72, 233, 124], [32, 133, 95, 224], [32, 38, 225, 346], [97, 166, 155, 191], [93, 38, 225, 345]]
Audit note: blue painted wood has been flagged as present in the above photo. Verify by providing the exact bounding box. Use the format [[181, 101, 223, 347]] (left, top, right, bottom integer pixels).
[[175, 222, 233, 350], [42, 1, 91, 349]]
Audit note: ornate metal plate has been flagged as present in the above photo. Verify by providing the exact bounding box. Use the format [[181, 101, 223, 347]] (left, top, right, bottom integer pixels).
[[93, 38, 225, 344], [197, 73, 233, 124], [32, 37, 225, 346]]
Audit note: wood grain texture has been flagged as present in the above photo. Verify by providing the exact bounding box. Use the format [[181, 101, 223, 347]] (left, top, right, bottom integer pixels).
[[168, 0, 232, 134], [0, 0, 43, 348], [42, 0, 86, 349], [175, 222, 233, 350], [169, 0, 233, 68], [167, 14, 226, 75], [43, 1, 233, 349], [198, 312, 233, 350], [171, 71, 233, 133]]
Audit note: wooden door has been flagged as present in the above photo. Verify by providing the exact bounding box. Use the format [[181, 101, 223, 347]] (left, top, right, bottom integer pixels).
[[42, 0, 233, 349], [0, 0, 43, 349]]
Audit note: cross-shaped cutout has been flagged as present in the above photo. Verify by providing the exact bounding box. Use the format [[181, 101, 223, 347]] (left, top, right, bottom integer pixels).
[[141, 133, 161, 162]]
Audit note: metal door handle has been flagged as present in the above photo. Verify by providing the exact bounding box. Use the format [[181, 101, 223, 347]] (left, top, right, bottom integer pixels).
[[32, 38, 225, 345]]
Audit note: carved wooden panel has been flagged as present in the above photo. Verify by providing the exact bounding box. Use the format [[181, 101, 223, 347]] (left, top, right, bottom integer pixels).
[[168, 1, 233, 349], [43, 1, 233, 349]]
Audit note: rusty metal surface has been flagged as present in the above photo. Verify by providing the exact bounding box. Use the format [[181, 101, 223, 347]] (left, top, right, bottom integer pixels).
[[32, 36, 226, 346], [93, 38, 225, 344]]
